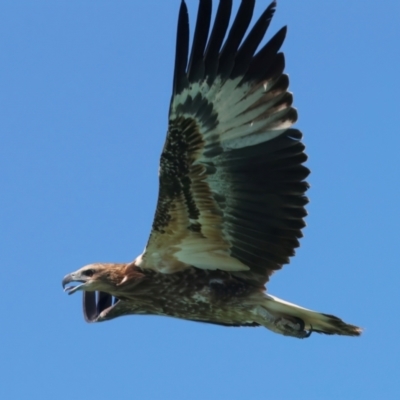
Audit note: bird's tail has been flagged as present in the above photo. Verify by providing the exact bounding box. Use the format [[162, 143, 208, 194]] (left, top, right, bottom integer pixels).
[[260, 294, 362, 337]]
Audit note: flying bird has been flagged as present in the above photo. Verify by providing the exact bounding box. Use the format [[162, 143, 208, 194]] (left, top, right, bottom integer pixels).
[[62, 0, 361, 338]]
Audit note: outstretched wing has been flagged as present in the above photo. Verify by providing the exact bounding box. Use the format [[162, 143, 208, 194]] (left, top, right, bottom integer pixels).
[[138, 0, 309, 286]]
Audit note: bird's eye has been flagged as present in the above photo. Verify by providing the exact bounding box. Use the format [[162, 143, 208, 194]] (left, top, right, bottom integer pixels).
[[83, 269, 94, 277]]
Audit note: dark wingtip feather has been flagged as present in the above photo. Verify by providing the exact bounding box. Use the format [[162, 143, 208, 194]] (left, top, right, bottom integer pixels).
[[188, 0, 212, 83], [204, 0, 233, 82], [83, 291, 116, 323], [243, 25, 287, 83], [218, 0, 256, 79], [173, 1, 190, 95], [83, 291, 97, 323], [174, 0, 285, 89], [231, 0, 277, 79]]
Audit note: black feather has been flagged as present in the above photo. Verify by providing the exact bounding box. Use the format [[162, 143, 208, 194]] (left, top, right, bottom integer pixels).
[[218, 0, 255, 79], [188, 0, 212, 83], [204, 0, 232, 82], [173, 1, 190, 95], [243, 25, 286, 83], [231, 1, 276, 79]]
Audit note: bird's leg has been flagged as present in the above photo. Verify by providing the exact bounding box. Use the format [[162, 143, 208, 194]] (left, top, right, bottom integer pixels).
[[274, 316, 312, 339], [255, 306, 312, 339]]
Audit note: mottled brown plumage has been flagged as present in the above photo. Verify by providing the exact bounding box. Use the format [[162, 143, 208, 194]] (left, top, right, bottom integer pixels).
[[63, 262, 360, 337], [62, 0, 361, 338]]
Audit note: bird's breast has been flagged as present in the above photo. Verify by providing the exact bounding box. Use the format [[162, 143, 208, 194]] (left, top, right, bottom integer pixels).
[[125, 268, 255, 324]]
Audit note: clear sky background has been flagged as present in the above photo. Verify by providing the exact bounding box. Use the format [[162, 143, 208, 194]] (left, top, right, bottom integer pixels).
[[1, 1, 399, 399]]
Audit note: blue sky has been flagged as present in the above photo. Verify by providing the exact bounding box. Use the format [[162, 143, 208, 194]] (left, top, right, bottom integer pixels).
[[1, 1, 399, 399]]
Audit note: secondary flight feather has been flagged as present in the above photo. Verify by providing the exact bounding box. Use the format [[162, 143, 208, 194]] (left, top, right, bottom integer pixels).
[[62, 0, 361, 338]]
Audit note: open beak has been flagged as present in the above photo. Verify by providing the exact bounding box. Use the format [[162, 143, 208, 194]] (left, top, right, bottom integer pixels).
[[62, 273, 86, 295]]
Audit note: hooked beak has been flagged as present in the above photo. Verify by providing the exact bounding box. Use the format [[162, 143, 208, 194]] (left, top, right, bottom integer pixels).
[[62, 273, 86, 295]]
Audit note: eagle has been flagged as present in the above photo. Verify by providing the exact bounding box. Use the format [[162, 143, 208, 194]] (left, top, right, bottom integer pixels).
[[62, 0, 361, 338]]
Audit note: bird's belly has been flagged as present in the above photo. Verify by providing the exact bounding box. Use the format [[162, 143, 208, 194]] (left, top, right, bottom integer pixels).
[[155, 290, 256, 327], [117, 269, 260, 326]]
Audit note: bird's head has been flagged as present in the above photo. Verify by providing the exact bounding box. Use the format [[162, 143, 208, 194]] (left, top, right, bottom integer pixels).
[[62, 263, 126, 295], [62, 262, 146, 322]]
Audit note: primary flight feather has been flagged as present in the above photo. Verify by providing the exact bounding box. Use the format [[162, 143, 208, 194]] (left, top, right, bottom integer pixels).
[[62, 0, 361, 338]]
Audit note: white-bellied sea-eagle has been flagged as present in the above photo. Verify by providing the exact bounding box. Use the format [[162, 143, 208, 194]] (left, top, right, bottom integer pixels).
[[62, 0, 361, 338]]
